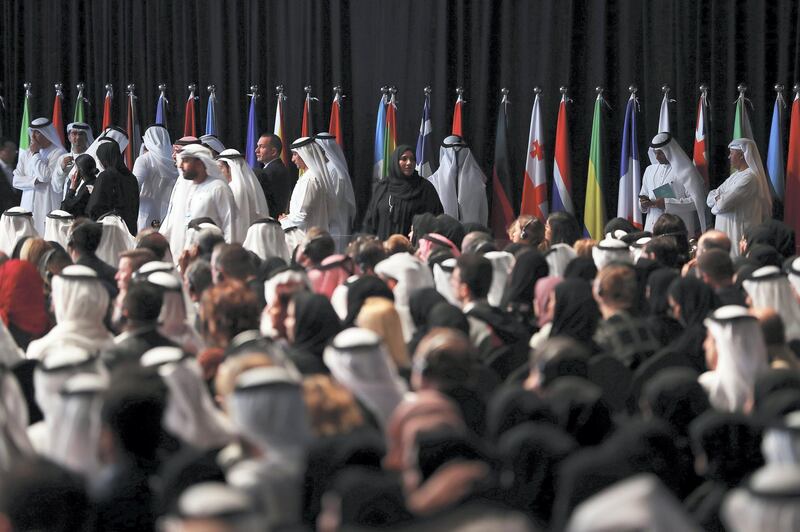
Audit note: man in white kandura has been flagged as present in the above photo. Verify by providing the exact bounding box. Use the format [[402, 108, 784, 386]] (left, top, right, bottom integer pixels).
[[315, 132, 356, 250], [164, 144, 237, 247], [707, 138, 772, 257], [217, 148, 270, 240], [279, 137, 330, 233], [53, 122, 93, 200], [639, 132, 708, 235], [133, 125, 179, 231], [12, 118, 67, 234], [427, 135, 488, 226]]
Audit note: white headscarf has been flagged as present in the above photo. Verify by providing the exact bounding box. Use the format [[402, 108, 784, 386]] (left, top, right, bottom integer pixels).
[[0, 368, 33, 471], [243, 218, 290, 262], [83, 126, 129, 168], [283, 227, 306, 255], [546, 243, 578, 277], [743, 266, 800, 341], [699, 305, 768, 412], [567, 474, 701, 532], [44, 210, 74, 249], [484, 251, 516, 308], [66, 122, 94, 146], [228, 367, 312, 462], [432, 257, 459, 305], [315, 133, 357, 238], [169, 482, 262, 530], [45, 373, 106, 476], [0, 207, 37, 256], [96, 214, 135, 267], [218, 149, 270, 237], [648, 132, 709, 232], [146, 271, 203, 355], [291, 138, 331, 184], [0, 320, 22, 367], [140, 125, 177, 178], [374, 252, 435, 340], [428, 136, 488, 225], [26, 265, 112, 361], [141, 347, 234, 449], [592, 238, 632, 270], [200, 134, 226, 155], [728, 138, 772, 225], [28, 118, 63, 150], [788, 257, 800, 297], [323, 328, 407, 427]]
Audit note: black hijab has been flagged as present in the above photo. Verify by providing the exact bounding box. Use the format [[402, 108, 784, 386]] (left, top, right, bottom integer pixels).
[[435, 214, 465, 249], [386, 144, 424, 200], [544, 377, 613, 447], [411, 212, 438, 246], [407, 287, 447, 354], [427, 302, 470, 336], [343, 275, 394, 326], [500, 249, 549, 308], [646, 269, 679, 316], [689, 411, 764, 486], [562, 256, 597, 283], [668, 276, 718, 327], [550, 279, 600, 347], [641, 367, 710, 438], [485, 386, 555, 442], [290, 291, 342, 373]]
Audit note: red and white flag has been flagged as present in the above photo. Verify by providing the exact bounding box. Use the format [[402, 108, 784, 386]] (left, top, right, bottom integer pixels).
[[520, 90, 548, 221], [693, 89, 710, 192], [785, 90, 800, 254]]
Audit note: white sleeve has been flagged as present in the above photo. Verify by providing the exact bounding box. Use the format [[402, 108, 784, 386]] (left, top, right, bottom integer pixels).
[[710, 172, 755, 215], [281, 177, 314, 229], [12, 153, 36, 190], [216, 183, 237, 242]]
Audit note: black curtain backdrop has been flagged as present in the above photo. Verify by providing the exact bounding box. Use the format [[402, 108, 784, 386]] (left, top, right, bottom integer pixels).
[[2, 0, 800, 229]]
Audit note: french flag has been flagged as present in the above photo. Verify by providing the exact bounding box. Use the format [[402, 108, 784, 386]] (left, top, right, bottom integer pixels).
[[617, 93, 643, 229]]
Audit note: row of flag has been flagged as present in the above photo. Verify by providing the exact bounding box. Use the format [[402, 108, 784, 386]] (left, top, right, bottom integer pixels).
[[17, 82, 346, 173]]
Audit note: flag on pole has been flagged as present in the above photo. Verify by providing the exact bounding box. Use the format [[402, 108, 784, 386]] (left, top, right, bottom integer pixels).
[[452, 88, 464, 136], [693, 86, 710, 192], [382, 90, 397, 178], [372, 91, 387, 181], [52, 83, 65, 146], [658, 86, 671, 133], [583, 89, 607, 240], [155, 84, 168, 127], [491, 89, 516, 240], [246, 86, 258, 169], [184, 85, 197, 137], [733, 84, 754, 140], [18, 83, 31, 150], [74, 83, 86, 123], [767, 87, 786, 203], [273, 86, 289, 165], [329, 87, 343, 147], [785, 87, 800, 254], [301, 86, 314, 137], [102, 84, 113, 131], [617, 91, 643, 229], [415, 87, 435, 178], [205, 85, 218, 136], [124, 85, 141, 170], [552, 89, 575, 214], [520, 88, 549, 221]]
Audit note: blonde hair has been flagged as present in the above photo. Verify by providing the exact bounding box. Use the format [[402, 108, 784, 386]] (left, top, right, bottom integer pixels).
[[302, 375, 365, 437], [356, 296, 410, 369]]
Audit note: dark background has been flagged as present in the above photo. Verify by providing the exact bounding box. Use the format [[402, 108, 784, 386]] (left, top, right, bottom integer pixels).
[[2, 0, 800, 228]]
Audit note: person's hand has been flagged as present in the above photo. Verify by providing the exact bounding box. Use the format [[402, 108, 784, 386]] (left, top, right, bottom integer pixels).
[[177, 246, 199, 277], [639, 196, 651, 209], [61, 155, 73, 171], [69, 172, 80, 190], [29, 138, 41, 155], [653, 198, 666, 209], [278, 213, 287, 221]]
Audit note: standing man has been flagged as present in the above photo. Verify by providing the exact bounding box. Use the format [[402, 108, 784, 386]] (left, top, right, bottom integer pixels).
[[255, 133, 294, 217], [315, 132, 356, 250], [639, 132, 707, 235], [173, 144, 237, 243], [707, 138, 772, 257], [12, 118, 67, 233], [279, 137, 329, 232], [53, 122, 93, 199], [0, 139, 21, 210]]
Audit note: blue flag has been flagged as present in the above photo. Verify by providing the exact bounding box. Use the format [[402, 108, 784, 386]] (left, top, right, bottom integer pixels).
[[415, 92, 434, 178], [205, 90, 218, 136], [617, 94, 643, 229], [372, 93, 387, 181], [246, 94, 258, 168], [767, 92, 786, 201], [155, 89, 168, 128]]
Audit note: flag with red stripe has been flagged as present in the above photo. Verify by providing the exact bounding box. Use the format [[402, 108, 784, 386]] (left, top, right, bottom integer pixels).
[[52, 84, 65, 146], [693, 88, 710, 192], [125, 87, 141, 170], [617, 92, 643, 229], [491, 90, 515, 240], [452, 89, 464, 137], [102, 85, 113, 131], [329, 88, 343, 147], [520, 90, 548, 221], [785, 89, 800, 254], [183, 85, 197, 137]]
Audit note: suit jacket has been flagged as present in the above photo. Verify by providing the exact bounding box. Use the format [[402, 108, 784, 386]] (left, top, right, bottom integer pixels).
[[102, 325, 178, 370], [256, 158, 296, 217]]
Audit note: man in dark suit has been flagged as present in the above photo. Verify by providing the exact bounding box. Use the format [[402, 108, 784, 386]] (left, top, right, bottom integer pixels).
[[254, 133, 295, 217]]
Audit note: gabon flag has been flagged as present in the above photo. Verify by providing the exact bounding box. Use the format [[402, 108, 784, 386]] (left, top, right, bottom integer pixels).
[[520, 88, 548, 221], [583, 89, 607, 240], [491, 89, 515, 240]]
